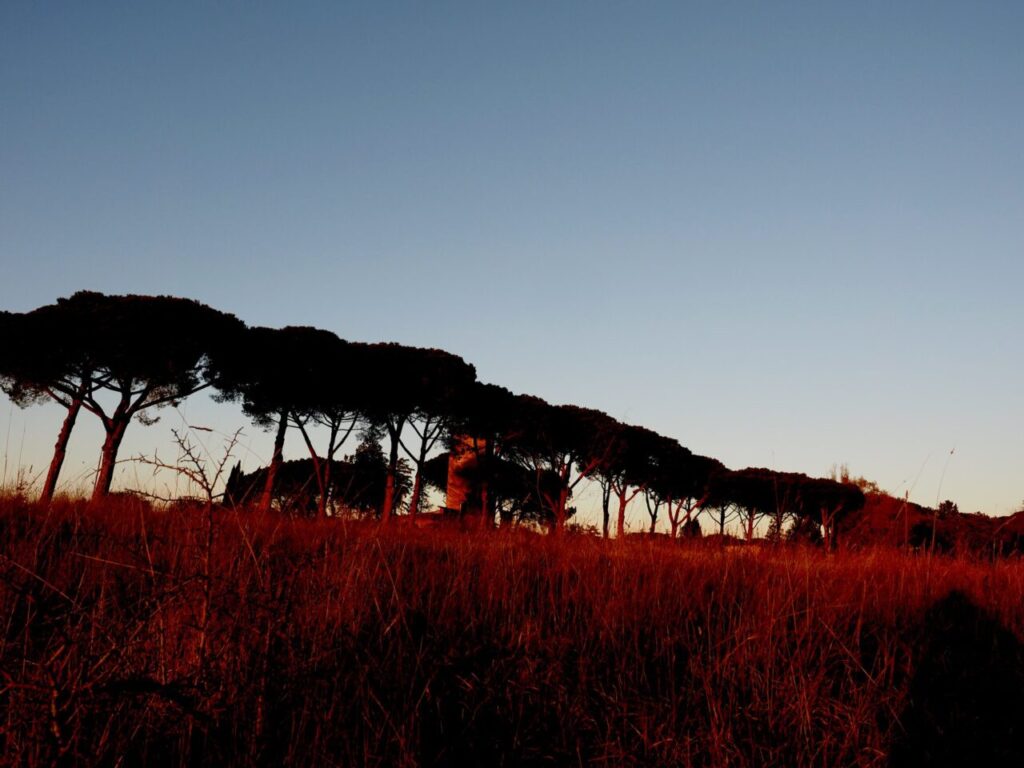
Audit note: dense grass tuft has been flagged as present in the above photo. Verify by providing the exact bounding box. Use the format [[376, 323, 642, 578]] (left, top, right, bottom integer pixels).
[[2, 495, 1023, 766]]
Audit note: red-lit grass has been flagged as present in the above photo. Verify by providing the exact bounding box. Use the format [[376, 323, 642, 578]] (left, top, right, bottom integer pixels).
[[1, 494, 1022, 766]]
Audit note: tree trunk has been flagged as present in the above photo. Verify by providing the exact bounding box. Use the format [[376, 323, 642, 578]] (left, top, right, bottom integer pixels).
[[601, 483, 611, 538], [645, 493, 660, 535], [297, 424, 328, 518], [408, 470, 423, 519], [480, 439, 494, 527], [381, 424, 402, 524], [553, 484, 569, 535], [409, 437, 432, 520], [259, 410, 288, 514], [40, 398, 82, 505], [616, 493, 628, 538], [822, 506, 837, 552], [91, 418, 128, 502], [320, 458, 332, 518], [479, 479, 491, 528]]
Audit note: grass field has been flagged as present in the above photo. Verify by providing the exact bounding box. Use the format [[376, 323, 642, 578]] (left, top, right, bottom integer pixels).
[[2, 494, 1023, 766]]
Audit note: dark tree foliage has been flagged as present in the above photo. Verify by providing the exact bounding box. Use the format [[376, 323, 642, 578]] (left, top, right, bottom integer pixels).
[[504, 397, 615, 534], [0, 292, 243, 502], [705, 471, 744, 537], [422, 450, 557, 526], [706, 468, 806, 541], [709, 469, 865, 547], [1, 305, 108, 503], [211, 326, 370, 515], [445, 382, 524, 524], [588, 422, 676, 537], [723, 468, 793, 541], [786, 514, 825, 545], [441, 444, 564, 530], [212, 326, 300, 514], [275, 331, 367, 517], [794, 476, 865, 551], [680, 517, 703, 538], [0, 291, 879, 545], [396, 351, 478, 520], [648, 450, 724, 538], [223, 439, 410, 517]]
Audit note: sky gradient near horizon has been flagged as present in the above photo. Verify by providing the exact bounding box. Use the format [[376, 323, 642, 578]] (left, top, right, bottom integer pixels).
[[1, 2, 1022, 521]]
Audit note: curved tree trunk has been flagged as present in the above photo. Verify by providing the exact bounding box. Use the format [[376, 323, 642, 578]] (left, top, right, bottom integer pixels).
[[668, 496, 680, 538], [616, 493, 629, 538], [645, 493, 661, 535], [259, 410, 288, 514], [40, 398, 82, 505], [296, 422, 328, 518], [91, 419, 128, 502]]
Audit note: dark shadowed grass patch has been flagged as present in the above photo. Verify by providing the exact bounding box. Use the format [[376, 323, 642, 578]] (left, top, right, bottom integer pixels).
[[890, 589, 1024, 768]]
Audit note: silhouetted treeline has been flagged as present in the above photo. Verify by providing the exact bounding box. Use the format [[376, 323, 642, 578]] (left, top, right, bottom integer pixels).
[[4, 291, 1019, 550]]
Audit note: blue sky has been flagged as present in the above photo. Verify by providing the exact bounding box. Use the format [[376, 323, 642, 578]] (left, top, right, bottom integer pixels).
[[1, 2, 1022, 521]]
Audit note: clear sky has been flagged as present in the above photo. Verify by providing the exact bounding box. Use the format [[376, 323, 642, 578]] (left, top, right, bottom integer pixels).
[[1, 2, 1022, 522]]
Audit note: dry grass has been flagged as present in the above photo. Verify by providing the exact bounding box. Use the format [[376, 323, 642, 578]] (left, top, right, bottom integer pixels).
[[1, 493, 1023, 766]]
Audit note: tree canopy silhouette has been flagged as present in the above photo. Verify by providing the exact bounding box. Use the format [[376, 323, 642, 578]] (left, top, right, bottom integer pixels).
[[0, 291, 886, 542], [589, 422, 678, 537], [0, 306, 93, 503], [647, 449, 723, 538], [359, 344, 476, 523], [211, 325, 366, 515], [0, 292, 243, 502], [505, 398, 616, 535]]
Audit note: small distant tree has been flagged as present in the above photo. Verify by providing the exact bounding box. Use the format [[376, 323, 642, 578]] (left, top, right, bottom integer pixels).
[[786, 514, 824, 545], [829, 463, 881, 495], [339, 438, 412, 516], [680, 518, 703, 538], [222, 437, 411, 517]]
